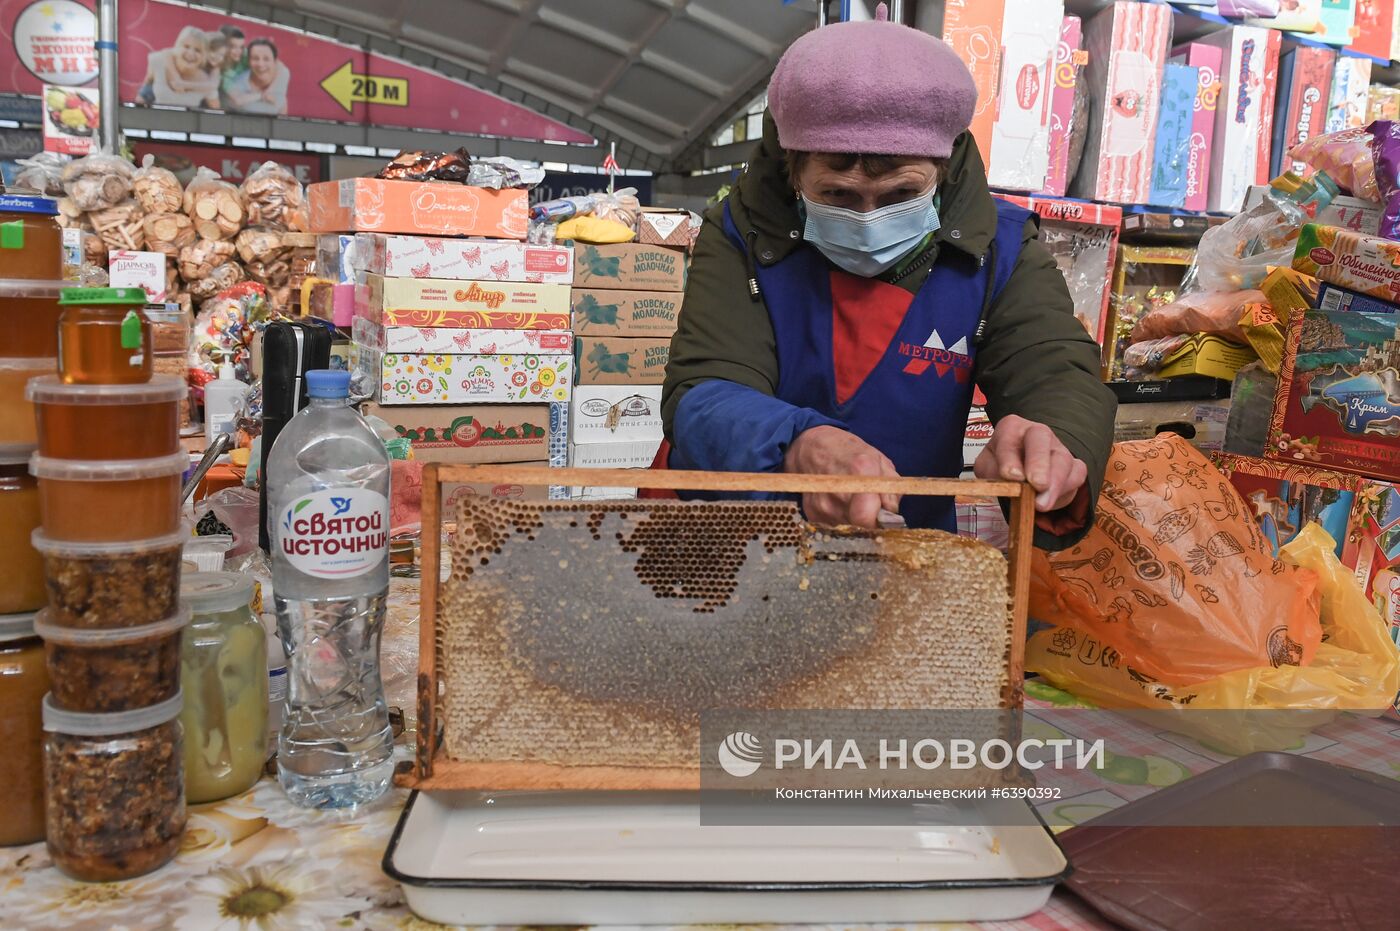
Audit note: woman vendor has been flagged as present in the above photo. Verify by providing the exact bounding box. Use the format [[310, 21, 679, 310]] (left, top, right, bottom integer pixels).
[[661, 11, 1115, 549]]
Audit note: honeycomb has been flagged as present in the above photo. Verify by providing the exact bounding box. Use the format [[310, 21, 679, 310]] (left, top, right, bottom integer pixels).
[[437, 498, 1012, 770]]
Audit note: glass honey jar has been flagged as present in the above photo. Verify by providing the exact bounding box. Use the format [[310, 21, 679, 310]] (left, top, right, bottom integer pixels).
[[57, 287, 153, 385]]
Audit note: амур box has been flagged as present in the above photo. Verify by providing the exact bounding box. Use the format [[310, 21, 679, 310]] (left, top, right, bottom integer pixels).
[[353, 234, 573, 284], [572, 243, 687, 292], [1212, 453, 1362, 558], [355, 274, 571, 329], [352, 317, 572, 356], [571, 289, 682, 337], [308, 178, 528, 239], [569, 384, 664, 445], [363, 402, 551, 465], [1266, 305, 1400, 482], [360, 347, 572, 405], [575, 336, 672, 386]]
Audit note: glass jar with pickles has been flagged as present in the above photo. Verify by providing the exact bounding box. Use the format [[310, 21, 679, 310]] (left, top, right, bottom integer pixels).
[[57, 287, 153, 385], [180, 572, 268, 803]]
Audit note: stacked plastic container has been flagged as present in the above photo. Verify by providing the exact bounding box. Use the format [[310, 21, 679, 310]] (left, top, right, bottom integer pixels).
[[25, 283, 191, 880], [0, 193, 63, 850]]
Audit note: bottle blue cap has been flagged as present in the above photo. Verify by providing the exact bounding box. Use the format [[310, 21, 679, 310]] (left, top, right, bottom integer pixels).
[[306, 369, 350, 398]]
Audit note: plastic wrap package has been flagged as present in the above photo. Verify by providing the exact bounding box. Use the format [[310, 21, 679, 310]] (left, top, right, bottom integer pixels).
[[466, 157, 545, 190], [193, 487, 261, 558], [12, 152, 66, 195], [1123, 335, 1190, 378], [88, 199, 145, 251], [182, 167, 243, 240], [1113, 399, 1230, 454], [592, 187, 641, 230], [1030, 434, 1322, 688], [1105, 246, 1193, 381], [239, 162, 307, 232], [187, 261, 245, 300], [178, 238, 237, 280], [1132, 289, 1265, 343], [555, 215, 634, 244], [1290, 127, 1380, 201], [1181, 174, 1338, 294], [187, 281, 271, 396], [1223, 363, 1278, 456], [141, 213, 196, 258], [530, 193, 603, 222], [1368, 120, 1400, 240], [131, 155, 184, 215], [61, 150, 134, 211], [376, 148, 471, 182], [1029, 523, 1400, 754]]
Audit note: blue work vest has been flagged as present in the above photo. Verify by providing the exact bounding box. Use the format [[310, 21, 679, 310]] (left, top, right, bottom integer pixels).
[[719, 200, 1029, 530]]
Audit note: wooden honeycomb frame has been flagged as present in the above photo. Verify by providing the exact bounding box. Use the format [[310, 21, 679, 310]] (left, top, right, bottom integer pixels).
[[405, 465, 1035, 792]]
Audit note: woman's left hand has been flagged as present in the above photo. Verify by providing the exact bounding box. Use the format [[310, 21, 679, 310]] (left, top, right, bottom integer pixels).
[[974, 415, 1090, 535]]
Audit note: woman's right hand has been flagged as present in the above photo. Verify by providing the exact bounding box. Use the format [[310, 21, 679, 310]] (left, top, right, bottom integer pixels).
[[784, 425, 901, 528]]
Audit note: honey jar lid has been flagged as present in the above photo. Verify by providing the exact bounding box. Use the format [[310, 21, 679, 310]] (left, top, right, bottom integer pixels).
[[58, 286, 150, 306], [42, 689, 183, 736], [25, 373, 189, 406], [34, 606, 190, 646], [0, 193, 58, 215], [181, 571, 256, 616], [0, 611, 38, 643], [31, 527, 190, 556], [0, 442, 35, 466], [0, 278, 66, 299], [29, 451, 190, 482]]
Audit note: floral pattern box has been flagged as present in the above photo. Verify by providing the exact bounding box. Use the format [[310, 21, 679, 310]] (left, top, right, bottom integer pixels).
[[363, 348, 572, 404]]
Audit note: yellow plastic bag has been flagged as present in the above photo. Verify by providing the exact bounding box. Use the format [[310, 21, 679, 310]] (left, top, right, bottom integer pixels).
[[1028, 523, 1400, 754], [556, 215, 635, 244]]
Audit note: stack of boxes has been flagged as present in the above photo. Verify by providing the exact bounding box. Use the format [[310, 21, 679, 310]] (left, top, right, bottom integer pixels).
[[307, 177, 573, 502], [568, 230, 689, 499]]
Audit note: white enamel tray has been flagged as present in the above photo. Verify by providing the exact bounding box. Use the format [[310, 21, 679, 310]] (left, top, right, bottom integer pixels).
[[382, 790, 1069, 925]]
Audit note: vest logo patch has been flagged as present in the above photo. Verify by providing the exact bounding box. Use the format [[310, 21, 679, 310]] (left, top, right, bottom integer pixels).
[[900, 329, 973, 381]]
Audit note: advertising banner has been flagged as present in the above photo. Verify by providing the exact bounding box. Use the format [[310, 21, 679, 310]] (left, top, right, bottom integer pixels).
[[41, 83, 97, 155], [1, 0, 593, 145]]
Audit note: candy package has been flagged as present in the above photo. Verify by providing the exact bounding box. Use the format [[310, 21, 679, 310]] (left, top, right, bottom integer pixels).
[[1123, 334, 1191, 378], [376, 148, 472, 183], [1289, 127, 1380, 201], [12, 152, 66, 196], [1133, 289, 1265, 343], [466, 157, 545, 190], [1368, 120, 1400, 240], [187, 281, 272, 396]]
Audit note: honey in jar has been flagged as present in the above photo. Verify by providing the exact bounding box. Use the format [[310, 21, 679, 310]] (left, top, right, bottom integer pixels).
[[58, 287, 153, 385], [0, 357, 55, 446], [29, 375, 185, 460], [31, 452, 189, 543], [0, 279, 64, 358], [0, 612, 49, 846], [0, 194, 63, 281], [0, 448, 45, 615]]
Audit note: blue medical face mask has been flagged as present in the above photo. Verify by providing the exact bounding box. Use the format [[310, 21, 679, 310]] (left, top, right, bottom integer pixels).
[[799, 185, 941, 277]]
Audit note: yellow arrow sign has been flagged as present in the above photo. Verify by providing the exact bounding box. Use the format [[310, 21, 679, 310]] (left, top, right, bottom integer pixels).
[[321, 61, 409, 113]]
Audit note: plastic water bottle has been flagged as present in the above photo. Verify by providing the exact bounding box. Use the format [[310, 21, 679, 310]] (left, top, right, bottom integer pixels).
[[267, 369, 394, 808]]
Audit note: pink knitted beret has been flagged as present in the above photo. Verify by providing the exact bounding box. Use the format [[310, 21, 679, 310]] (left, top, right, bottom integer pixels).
[[768, 9, 977, 158]]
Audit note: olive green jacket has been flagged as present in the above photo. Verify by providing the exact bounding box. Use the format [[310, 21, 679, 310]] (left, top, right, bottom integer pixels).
[[661, 114, 1116, 549]]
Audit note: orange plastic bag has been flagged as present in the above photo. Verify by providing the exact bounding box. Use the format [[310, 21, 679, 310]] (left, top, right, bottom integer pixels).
[[1030, 435, 1321, 686]]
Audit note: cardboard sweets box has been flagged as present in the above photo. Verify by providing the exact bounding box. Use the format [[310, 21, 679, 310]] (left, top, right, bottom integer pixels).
[[308, 178, 528, 239], [1197, 25, 1282, 213], [1341, 479, 1400, 648], [352, 318, 572, 356], [442, 468, 552, 505], [1040, 15, 1084, 198], [351, 233, 572, 284], [1147, 63, 1199, 209], [1293, 225, 1400, 302], [363, 402, 552, 465], [637, 209, 696, 249], [568, 438, 664, 499], [360, 347, 572, 404], [571, 289, 682, 337], [572, 242, 687, 291], [1325, 56, 1372, 133], [355, 274, 571, 329], [1267, 305, 1400, 483], [569, 384, 664, 445], [1169, 41, 1223, 213], [1212, 453, 1362, 558], [1271, 45, 1335, 178], [575, 336, 671, 386]]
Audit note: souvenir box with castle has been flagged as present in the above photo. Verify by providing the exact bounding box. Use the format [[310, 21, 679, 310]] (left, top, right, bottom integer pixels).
[[1266, 306, 1400, 483]]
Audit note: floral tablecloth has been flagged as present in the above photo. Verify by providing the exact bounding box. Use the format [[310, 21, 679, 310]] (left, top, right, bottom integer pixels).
[[4, 579, 1397, 931]]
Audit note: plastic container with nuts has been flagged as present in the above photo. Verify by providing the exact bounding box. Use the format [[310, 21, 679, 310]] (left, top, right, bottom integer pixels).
[[0, 357, 56, 446], [35, 607, 189, 712], [30, 452, 189, 542], [42, 691, 185, 881], [0, 611, 49, 847], [1, 445, 45, 615], [0, 278, 65, 358], [33, 530, 186, 629], [28, 375, 185, 460]]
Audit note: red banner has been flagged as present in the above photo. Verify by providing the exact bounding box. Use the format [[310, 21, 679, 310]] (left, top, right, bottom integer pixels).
[[1, 0, 594, 145], [131, 140, 324, 186]]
